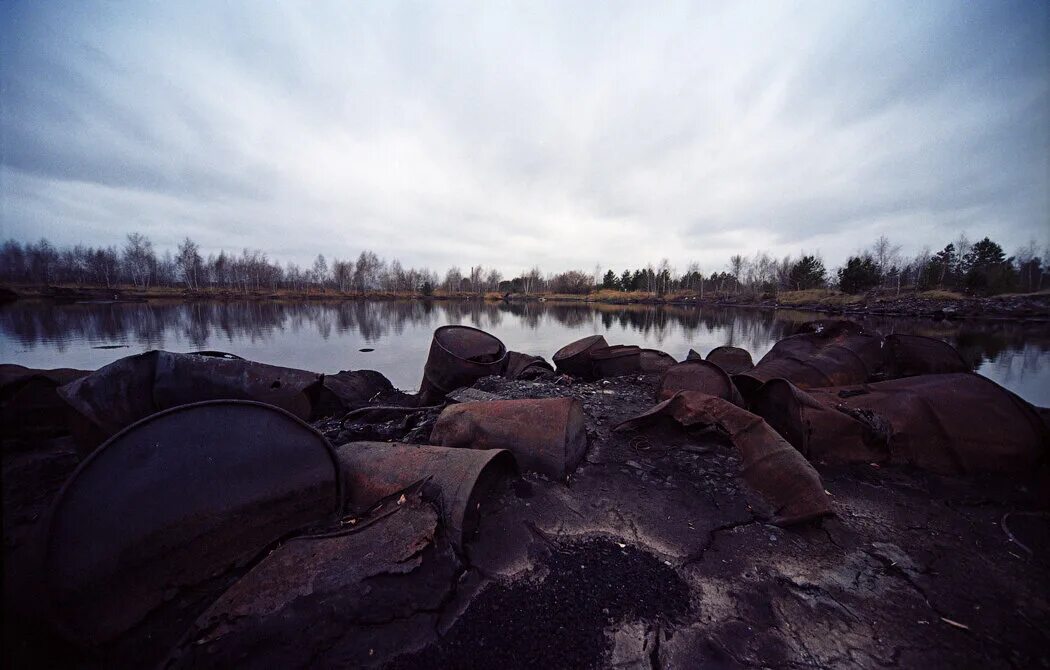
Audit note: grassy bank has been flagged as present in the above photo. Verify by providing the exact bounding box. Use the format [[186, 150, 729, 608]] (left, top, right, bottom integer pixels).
[[3, 282, 1048, 320]]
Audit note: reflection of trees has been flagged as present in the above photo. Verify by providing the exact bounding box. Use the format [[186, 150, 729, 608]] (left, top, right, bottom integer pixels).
[[1, 299, 1046, 379]]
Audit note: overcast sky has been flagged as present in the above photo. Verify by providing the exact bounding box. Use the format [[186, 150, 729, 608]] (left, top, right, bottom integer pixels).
[[1, 1, 1047, 274]]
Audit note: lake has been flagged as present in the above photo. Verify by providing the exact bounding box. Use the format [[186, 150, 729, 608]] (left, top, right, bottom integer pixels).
[[1, 299, 1048, 406]]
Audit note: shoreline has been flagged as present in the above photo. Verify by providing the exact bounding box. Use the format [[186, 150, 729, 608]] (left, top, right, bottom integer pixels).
[[3, 283, 1048, 322]]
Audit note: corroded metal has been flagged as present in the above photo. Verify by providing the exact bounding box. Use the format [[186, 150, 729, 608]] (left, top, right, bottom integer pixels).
[[733, 332, 883, 397], [431, 397, 588, 479], [315, 369, 396, 416], [152, 350, 320, 419], [553, 334, 608, 378], [657, 360, 745, 406], [750, 373, 1048, 474], [706, 346, 754, 374], [881, 334, 969, 378], [419, 326, 508, 404], [334, 441, 514, 548], [504, 351, 555, 380], [591, 345, 642, 378], [639, 349, 677, 373], [615, 391, 832, 525], [56, 351, 328, 452], [40, 400, 340, 645], [0, 364, 89, 438]]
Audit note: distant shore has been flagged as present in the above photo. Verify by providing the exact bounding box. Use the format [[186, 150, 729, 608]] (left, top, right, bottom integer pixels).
[[3, 283, 1048, 321]]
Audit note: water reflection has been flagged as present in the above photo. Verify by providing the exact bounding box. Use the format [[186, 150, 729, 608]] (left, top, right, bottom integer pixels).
[[1, 299, 1047, 405]]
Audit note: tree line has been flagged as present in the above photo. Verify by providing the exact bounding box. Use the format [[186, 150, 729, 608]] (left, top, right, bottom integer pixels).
[[0, 232, 1046, 297]]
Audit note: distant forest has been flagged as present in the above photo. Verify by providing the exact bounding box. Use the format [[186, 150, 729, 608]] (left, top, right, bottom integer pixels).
[[1, 233, 1046, 297]]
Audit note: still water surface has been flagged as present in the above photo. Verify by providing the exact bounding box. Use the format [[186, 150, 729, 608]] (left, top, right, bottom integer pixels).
[[1, 299, 1048, 405]]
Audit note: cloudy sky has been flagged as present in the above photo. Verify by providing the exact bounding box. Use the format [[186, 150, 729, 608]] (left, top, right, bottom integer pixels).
[[1, 1, 1047, 274]]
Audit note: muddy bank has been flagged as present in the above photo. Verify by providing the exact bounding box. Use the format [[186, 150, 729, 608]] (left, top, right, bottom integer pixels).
[[3, 326, 1049, 669]]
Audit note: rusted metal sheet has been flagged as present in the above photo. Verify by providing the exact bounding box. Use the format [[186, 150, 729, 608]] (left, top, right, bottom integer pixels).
[[750, 373, 1048, 474], [686, 348, 702, 361], [419, 326, 508, 404], [1, 364, 89, 438], [553, 334, 608, 378], [335, 441, 514, 548], [40, 400, 340, 645], [639, 348, 677, 373], [591, 344, 642, 378], [881, 334, 969, 378], [431, 397, 588, 479], [733, 332, 883, 398], [706, 346, 754, 374], [658, 360, 745, 406], [614, 391, 831, 525], [503, 351, 555, 380], [165, 495, 455, 670]]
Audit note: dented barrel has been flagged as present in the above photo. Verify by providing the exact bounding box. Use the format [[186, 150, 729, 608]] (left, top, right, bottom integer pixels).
[[40, 400, 340, 645], [658, 359, 744, 406], [431, 397, 588, 479], [881, 334, 969, 378], [334, 441, 514, 548], [750, 373, 1048, 474], [615, 391, 831, 525], [639, 348, 677, 373], [419, 326, 508, 404], [733, 332, 883, 397], [553, 334, 608, 378], [706, 346, 754, 374], [1, 364, 89, 438], [591, 345, 642, 378], [56, 351, 328, 453], [503, 351, 555, 380]]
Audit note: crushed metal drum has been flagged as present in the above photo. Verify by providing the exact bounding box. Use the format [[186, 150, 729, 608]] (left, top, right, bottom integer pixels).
[[733, 332, 883, 398], [705, 346, 754, 374], [152, 351, 320, 419], [591, 345, 642, 378], [881, 334, 969, 378], [639, 348, 677, 373], [750, 373, 1048, 474], [314, 369, 396, 417], [1, 364, 89, 438], [658, 359, 745, 406], [553, 334, 608, 378], [57, 351, 328, 452], [615, 391, 832, 525], [334, 441, 514, 548], [419, 325, 508, 404], [503, 351, 555, 380], [431, 397, 588, 479], [40, 400, 340, 645]]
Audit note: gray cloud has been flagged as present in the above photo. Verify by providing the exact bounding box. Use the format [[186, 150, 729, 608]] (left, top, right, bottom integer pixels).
[[1, 0, 1047, 273]]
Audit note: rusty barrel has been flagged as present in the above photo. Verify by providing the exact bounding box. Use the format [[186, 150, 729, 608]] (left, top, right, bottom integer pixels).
[[750, 373, 1048, 474], [431, 397, 588, 480], [733, 333, 882, 398], [39, 400, 340, 645], [419, 325, 508, 404], [706, 346, 754, 374], [552, 335, 609, 378], [503, 351, 555, 380], [882, 334, 969, 378], [614, 391, 831, 526], [334, 441, 515, 548], [590, 344, 642, 378], [658, 359, 744, 406], [639, 348, 677, 373]]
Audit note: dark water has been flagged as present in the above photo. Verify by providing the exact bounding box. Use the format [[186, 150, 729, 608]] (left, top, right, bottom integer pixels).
[[1, 299, 1048, 405]]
